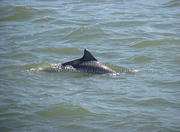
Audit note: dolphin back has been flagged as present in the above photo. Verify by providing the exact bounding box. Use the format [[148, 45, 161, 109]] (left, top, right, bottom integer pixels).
[[61, 49, 115, 74], [62, 49, 97, 66]]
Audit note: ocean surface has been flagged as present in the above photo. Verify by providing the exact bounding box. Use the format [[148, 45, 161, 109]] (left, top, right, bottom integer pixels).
[[0, 0, 180, 131]]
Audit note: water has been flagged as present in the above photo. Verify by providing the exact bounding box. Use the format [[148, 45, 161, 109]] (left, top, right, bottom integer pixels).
[[0, 0, 180, 131]]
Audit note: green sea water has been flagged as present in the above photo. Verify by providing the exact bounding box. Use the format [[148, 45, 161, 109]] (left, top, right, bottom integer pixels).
[[0, 0, 180, 131]]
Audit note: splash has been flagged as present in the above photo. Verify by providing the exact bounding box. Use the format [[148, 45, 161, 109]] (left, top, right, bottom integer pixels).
[[29, 63, 139, 76], [29, 63, 78, 73]]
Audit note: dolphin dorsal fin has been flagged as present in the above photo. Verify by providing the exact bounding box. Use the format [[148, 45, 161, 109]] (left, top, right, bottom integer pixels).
[[81, 49, 97, 61]]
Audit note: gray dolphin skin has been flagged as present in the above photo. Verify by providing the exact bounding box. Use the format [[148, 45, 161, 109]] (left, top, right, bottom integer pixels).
[[62, 49, 115, 74]]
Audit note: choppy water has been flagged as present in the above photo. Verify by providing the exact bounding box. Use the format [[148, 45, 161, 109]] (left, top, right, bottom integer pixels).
[[0, 0, 180, 131]]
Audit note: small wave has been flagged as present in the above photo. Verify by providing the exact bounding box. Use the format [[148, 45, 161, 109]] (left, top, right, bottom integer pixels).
[[101, 20, 148, 27], [163, 0, 180, 8], [136, 98, 175, 106], [131, 39, 180, 48], [32, 17, 55, 23], [62, 26, 108, 42], [0, 126, 12, 132], [133, 56, 153, 63], [0, 111, 23, 118], [36, 103, 92, 118], [152, 80, 180, 87], [31, 47, 80, 55], [11, 6, 55, 15], [0, 6, 36, 21], [123, 113, 158, 121], [0, 6, 56, 22], [65, 124, 88, 129], [131, 40, 162, 48]]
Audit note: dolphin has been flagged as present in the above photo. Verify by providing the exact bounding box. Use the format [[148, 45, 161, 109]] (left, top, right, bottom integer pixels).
[[61, 49, 116, 74]]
